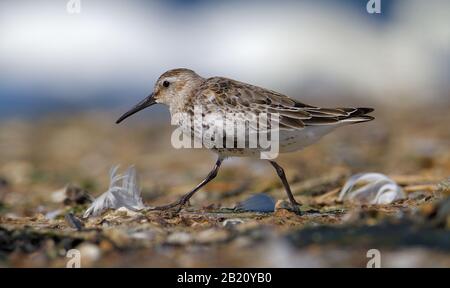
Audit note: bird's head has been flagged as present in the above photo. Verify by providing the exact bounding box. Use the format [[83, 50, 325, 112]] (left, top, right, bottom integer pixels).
[[116, 68, 203, 124]]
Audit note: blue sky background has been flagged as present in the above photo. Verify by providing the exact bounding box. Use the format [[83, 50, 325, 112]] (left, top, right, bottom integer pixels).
[[0, 0, 448, 118]]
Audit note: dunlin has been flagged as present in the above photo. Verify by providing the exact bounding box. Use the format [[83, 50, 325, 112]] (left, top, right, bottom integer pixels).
[[116, 68, 374, 213]]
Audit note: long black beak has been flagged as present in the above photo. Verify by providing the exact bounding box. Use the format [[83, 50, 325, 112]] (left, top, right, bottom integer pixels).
[[116, 93, 156, 124]]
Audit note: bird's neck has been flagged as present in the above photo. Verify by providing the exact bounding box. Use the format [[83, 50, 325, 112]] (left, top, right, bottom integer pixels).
[[169, 77, 204, 116]]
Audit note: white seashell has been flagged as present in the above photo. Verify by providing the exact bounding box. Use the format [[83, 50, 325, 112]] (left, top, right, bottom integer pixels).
[[338, 173, 404, 204]]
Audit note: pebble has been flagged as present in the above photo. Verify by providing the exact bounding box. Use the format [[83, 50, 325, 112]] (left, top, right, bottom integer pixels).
[[130, 230, 155, 241], [275, 200, 291, 211], [77, 243, 101, 266], [45, 209, 63, 220], [223, 218, 244, 228], [63, 184, 92, 205], [65, 213, 84, 231], [194, 228, 229, 244], [50, 188, 66, 203], [235, 194, 275, 212], [166, 232, 193, 245]]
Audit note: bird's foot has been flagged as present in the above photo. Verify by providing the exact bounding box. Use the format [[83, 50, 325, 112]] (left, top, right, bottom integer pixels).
[[290, 200, 302, 215], [149, 196, 190, 213]]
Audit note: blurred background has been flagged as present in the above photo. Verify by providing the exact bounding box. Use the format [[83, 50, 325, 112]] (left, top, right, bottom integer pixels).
[[0, 0, 449, 267], [0, 0, 449, 118]]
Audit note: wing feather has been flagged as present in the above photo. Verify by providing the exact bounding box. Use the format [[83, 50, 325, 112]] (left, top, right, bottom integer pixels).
[[195, 77, 374, 131]]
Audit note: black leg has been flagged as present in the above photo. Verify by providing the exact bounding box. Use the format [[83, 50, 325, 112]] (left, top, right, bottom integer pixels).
[[153, 157, 223, 211], [269, 161, 300, 213]]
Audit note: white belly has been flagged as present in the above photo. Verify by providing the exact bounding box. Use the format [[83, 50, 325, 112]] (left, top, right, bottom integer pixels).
[[172, 111, 340, 158], [278, 125, 338, 153]]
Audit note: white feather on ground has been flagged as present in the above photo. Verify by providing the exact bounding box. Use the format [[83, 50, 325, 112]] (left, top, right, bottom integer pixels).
[[338, 173, 405, 205], [83, 166, 146, 218]]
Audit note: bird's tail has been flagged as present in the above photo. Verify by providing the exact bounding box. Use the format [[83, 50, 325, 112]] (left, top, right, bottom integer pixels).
[[339, 107, 375, 124]]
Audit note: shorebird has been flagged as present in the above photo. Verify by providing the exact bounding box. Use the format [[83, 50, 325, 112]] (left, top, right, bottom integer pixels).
[[116, 68, 374, 213]]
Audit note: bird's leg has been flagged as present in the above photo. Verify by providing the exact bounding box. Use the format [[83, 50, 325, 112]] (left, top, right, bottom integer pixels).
[[269, 161, 301, 213], [152, 157, 223, 212]]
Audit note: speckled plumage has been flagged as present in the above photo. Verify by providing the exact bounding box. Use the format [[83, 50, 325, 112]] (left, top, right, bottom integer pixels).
[[152, 68, 374, 157]]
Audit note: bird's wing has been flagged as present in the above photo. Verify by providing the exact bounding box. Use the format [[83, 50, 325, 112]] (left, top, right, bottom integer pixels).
[[196, 77, 374, 131]]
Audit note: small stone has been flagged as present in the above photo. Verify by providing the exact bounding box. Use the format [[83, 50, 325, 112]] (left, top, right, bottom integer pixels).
[[115, 207, 142, 217], [51, 188, 66, 203], [223, 218, 244, 228], [194, 228, 229, 244], [99, 240, 114, 252], [431, 197, 450, 228], [0, 177, 9, 207], [45, 209, 63, 220], [103, 228, 131, 248], [77, 243, 101, 266], [235, 194, 275, 212], [275, 200, 291, 211], [63, 184, 93, 205], [166, 232, 193, 245], [130, 230, 155, 241], [274, 208, 296, 218], [65, 213, 84, 231], [0, 177, 10, 195], [420, 202, 436, 218], [437, 178, 450, 196], [230, 236, 254, 248]]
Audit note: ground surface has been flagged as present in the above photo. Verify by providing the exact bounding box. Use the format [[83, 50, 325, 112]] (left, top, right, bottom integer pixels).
[[0, 104, 449, 267]]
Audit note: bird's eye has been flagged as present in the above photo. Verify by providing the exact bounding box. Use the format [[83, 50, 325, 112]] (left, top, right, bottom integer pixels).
[[163, 80, 170, 88]]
